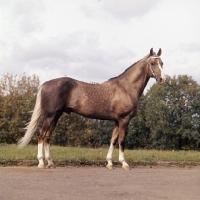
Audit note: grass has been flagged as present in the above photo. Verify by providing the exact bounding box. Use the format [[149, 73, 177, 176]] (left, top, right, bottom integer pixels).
[[0, 143, 200, 167]]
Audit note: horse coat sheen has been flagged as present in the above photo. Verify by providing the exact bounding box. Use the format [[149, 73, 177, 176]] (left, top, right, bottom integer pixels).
[[18, 48, 166, 170]]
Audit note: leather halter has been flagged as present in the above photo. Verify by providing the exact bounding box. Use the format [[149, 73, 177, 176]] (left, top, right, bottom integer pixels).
[[149, 64, 156, 78], [148, 56, 160, 79]]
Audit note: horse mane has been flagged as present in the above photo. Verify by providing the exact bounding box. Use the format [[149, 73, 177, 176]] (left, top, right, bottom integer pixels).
[[108, 52, 152, 81], [108, 61, 138, 81]]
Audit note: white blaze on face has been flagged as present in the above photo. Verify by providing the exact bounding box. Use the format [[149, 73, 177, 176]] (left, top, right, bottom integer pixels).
[[157, 60, 166, 84]]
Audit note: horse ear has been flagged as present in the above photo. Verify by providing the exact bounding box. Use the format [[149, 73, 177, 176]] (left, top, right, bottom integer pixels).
[[157, 48, 162, 56], [150, 48, 154, 56]]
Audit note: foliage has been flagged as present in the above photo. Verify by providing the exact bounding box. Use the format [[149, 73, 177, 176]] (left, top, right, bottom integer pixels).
[[126, 95, 151, 149], [0, 73, 40, 143], [52, 113, 95, 147], [143, 75, 200, 150]]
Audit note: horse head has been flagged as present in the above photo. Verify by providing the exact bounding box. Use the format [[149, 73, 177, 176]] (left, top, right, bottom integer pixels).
[[147, 48, 166, 85]]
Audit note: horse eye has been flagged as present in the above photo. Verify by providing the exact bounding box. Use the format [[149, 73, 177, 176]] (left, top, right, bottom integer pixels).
[[151, 62, 154, 66]]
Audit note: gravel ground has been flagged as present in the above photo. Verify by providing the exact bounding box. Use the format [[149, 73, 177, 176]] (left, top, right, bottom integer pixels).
[[0, 166, 200, 200]]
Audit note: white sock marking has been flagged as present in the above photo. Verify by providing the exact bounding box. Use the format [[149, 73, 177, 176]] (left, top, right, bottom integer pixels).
[[119, 150, 129, 167], [106, 144, 114, 166], [44, 143, 54, 166], [37, 142, 44, 165]]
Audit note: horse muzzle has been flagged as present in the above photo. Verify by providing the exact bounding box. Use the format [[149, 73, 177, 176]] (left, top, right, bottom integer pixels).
[[157, 75, 166, 85]]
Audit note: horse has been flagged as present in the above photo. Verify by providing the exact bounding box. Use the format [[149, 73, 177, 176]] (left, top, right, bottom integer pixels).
[[18, 48, 166, 170]]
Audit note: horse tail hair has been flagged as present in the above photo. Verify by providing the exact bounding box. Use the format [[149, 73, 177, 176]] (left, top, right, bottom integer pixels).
[[18, 86, 43, 149]]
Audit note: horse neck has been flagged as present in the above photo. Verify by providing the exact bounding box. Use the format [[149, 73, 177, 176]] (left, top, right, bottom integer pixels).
[[119, 61, 150, 99]]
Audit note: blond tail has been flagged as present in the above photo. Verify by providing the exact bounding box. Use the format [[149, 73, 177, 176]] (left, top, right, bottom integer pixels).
[[18, 86, 42, 149]]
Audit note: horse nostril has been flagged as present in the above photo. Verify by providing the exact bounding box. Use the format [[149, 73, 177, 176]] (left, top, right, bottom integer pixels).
[[160, 78, 163, 82]]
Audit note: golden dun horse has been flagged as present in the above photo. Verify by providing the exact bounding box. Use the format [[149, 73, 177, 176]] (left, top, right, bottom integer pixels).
[[18, 48, 166, 170]]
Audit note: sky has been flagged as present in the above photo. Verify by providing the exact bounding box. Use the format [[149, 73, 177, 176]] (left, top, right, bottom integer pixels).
[[0, 0, 200, 91]]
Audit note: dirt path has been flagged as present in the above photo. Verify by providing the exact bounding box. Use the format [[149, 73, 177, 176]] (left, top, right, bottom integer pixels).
[[0, 166, 200, 200]]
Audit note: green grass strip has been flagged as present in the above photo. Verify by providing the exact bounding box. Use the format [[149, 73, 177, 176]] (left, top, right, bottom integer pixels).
[[0, 144, 200, 167]]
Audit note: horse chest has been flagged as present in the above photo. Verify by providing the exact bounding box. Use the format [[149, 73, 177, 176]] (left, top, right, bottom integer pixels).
[[114, 97, 136, 116]]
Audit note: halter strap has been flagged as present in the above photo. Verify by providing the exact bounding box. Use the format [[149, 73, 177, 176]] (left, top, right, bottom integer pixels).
[[148, 56, 160, 78], [149, 64, 156, 78]]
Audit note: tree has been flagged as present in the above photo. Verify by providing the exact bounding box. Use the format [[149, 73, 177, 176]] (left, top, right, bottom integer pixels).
[[144, 75, 200, 150], [0, 73, 40, 143], [126, 95, 151, 149], [89, 120, 114, 148], [52, 113, 96, 147]]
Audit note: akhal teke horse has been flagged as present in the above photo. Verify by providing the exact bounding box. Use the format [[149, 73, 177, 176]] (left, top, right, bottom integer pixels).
[[18, 48, 166, 170]]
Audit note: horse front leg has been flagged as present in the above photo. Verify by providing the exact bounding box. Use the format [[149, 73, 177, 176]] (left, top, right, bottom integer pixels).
[[118, 121, 130, 170], [106, 124, 118, 169]]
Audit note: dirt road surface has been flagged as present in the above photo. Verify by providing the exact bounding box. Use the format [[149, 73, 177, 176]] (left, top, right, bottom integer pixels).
[[0, 166, 200, 200]]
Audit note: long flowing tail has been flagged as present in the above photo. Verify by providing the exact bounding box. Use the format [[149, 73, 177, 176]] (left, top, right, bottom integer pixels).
[[18, 86, 43, 149]]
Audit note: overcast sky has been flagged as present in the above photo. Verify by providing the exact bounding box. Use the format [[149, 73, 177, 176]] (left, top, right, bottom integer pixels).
[[1, 0, 200, 91]]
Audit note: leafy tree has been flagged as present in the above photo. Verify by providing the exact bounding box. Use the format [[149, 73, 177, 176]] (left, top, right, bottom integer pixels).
[[89, 120, 114, 148], [126, 95, 151, 149], [144, 75, 200, 150], [0, 73, 40, 143], [53, 113, 95, 147]]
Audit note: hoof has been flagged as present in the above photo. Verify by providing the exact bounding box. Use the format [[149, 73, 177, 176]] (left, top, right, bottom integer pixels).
[[38, 164, 45, 169], [47, 164, 56, 169], [122, 166, 130, 170], [106, 165, 113, 170]]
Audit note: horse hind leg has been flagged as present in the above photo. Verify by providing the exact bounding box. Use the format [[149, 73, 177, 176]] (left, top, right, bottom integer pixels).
[[37, 133, 55, 169], [37, 113, 62, 169], [37, 138, 45, 169], [44, 136, 56, 169], [106, 123, 118, 170]]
